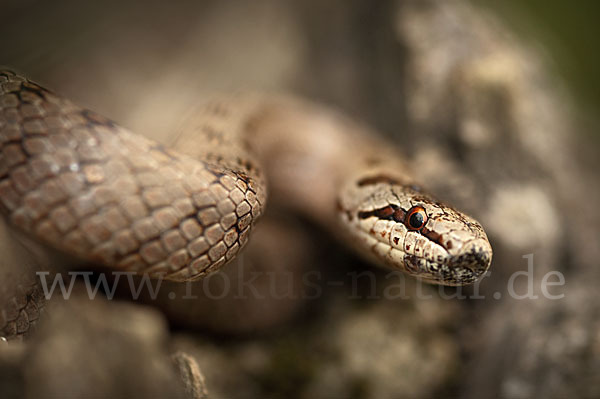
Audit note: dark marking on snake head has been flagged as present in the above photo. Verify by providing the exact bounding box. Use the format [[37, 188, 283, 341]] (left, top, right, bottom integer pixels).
[[392, 207, 406, 223], [358, 204, 405, 222], [422, 227, 447, 249], [357, 210, 374, 219], [357, 175, 401, 187], [375, 206, 395, 218]]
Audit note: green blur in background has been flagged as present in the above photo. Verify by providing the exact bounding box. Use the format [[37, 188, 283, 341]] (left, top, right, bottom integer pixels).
[[473, 0, 600, 139]]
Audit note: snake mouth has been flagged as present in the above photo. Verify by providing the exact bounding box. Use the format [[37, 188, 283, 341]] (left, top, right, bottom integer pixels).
[[403, 238, 492, 286]]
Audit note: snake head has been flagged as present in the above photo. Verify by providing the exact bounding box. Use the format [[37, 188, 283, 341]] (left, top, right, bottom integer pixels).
[[339, 176, 492, 286]]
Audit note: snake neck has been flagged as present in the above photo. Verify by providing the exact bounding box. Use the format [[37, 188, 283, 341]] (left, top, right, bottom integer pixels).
[[245, 97, 414, 224]]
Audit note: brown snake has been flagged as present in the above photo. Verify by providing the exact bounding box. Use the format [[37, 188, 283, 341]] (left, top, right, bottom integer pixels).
[[0, 68, 492, 320]]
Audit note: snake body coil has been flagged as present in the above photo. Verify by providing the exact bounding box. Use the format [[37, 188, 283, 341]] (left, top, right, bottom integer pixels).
[[0, 69, 491, 287]]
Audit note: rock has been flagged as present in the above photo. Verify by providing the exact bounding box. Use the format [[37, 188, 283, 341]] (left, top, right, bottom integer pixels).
[[3, 289, 193, 398]]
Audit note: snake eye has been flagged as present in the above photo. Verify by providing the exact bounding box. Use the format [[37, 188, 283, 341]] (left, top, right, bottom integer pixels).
[[405, 206, 427, 231]]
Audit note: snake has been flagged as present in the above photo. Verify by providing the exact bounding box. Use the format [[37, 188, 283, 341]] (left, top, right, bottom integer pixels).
[[0, 68, 492, 319]]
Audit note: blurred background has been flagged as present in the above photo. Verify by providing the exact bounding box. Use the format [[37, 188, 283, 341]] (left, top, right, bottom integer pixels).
[[0, 1, 599, 398], [476, 0, 600, 130]]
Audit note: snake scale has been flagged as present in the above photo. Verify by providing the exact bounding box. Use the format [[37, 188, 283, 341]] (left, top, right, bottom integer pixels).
[[0, 68, 492, 333]]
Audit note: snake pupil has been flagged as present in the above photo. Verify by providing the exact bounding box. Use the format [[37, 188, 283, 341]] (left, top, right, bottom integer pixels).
[[406, 206, 427, 230], [409, 213, 423, 228]]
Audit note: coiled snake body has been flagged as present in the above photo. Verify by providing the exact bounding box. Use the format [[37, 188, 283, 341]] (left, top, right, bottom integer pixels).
[[0, 68, 491, 309]]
